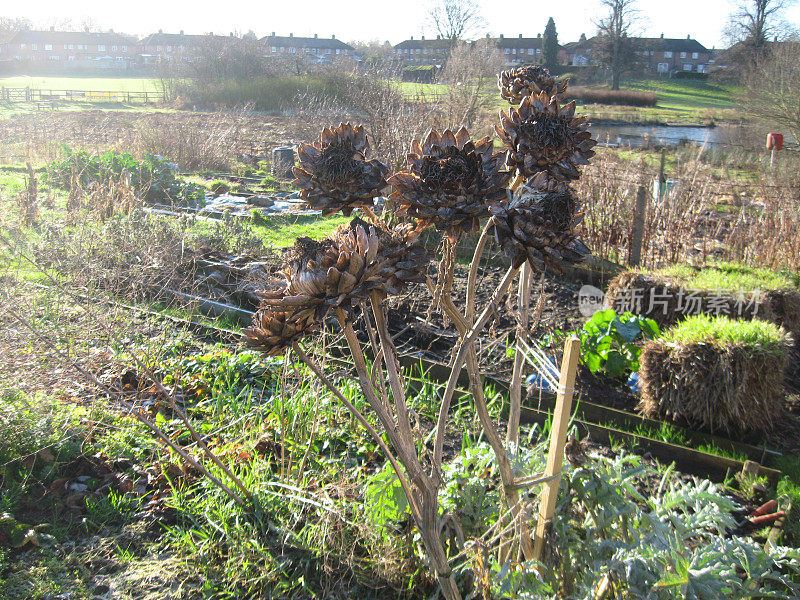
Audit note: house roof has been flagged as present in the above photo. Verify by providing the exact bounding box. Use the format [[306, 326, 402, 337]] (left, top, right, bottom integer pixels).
[[260, 35, 353, 50], [490, 36, 546, 49], [138, 32, 240, 46], [8, 30, 135, 46], [394, 37, 451, 49], [638, 37, 709, 53]]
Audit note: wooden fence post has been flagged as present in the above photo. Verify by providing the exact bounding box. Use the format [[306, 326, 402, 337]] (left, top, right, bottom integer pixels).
[[628, 185, 647, 268], [533, 336, 580, 566]]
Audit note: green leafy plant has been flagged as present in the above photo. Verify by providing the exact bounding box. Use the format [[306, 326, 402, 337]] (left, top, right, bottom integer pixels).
[[45, 147, 204, 207], [577, 309, 660, 378]]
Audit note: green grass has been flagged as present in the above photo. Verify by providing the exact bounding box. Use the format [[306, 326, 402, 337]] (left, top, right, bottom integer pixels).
[[659, 262, 800, 292], [623, 78, 737, 111], [249, 213, 351, 248], [662, 314, 788, 349], [0, 75, 160, 92]]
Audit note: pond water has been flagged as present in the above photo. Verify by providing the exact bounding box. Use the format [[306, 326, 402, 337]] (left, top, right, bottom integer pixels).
[[590, 124, 743, 148]]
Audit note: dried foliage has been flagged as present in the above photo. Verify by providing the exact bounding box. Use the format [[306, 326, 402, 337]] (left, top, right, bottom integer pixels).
[[498, 65, 568, 104], [497, 93, 596, 182], [388, 127, 509, 237], [293, 124, 389, 216], [489, 174, 590, 272]]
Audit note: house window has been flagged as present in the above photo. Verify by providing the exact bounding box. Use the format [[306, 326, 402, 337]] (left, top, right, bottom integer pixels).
[[436, 48, 441, 54], [116, 56, 124, 61], [697, 64, 705, 73], [290, 47, 296, 53], [20, 43, 26, 49], [31, 43, 37, 50], [680, 51, 686, 58], [528, 48, 533, 55], [504, 48, 510, 54], [536, 48, 540, 53], [63, 44, 68, 50], [279, 46, 284, 52], [326, 48, 331, 54], [336, 48, 340, 54], [664, 51, 672, 58], [683, 63, 692, 71], [157, 45, 162, 51], [112, 45, 117, 51], [122, 45, 127, 51], [692, 52, 699, 59], [70, 44, 74, 50], [98, 45, 105, 51], [657, 62, 669, 73], [48, 55, 59, 60], [68, 56, 75, 61], [271, 46, 277, 52]]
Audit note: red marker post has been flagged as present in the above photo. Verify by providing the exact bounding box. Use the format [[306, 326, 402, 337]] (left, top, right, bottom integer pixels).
[[767, 133, 784, 168]]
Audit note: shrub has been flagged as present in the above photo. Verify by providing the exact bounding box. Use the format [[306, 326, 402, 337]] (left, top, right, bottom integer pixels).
[[565, 87, 658, 107], [639, 315, 790, 433], [45, 147, 204, 208]]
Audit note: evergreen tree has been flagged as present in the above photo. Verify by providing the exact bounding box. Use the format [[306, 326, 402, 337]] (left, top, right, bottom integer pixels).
[[541, 17, 559, 68]]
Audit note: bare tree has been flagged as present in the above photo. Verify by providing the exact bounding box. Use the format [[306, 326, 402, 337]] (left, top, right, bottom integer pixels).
[[727, 0, 796, 49], [594, 0, 640, 90], [440, 39, 503, 130], [738, 40, 800, 143], [427, 0, 486, 43], [0, 17, 31, 36]]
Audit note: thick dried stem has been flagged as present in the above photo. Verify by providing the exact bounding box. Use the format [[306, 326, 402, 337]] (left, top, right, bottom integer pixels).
[[433, 264, 518, 469], [507, 261, 531, 446], [466, 223, 491, 324], [369, 292, 416, 454], [291, 341, 422, 524]]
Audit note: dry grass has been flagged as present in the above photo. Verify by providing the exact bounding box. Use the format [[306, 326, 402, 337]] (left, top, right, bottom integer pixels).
[[576, 149, 800, 272]]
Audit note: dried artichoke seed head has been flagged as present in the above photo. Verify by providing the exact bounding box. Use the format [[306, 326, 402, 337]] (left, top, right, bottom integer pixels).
[[498, 65, 569, 104], [242, 308, 319, 356], [496, 94, 596, 183], [489, 180, 590, 273], [387, 127, 510, 237], [292, 123, 388, 217]]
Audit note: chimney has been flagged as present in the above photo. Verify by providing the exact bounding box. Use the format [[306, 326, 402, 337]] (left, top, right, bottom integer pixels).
[[485, 33, 490, 38], [499, 33, 504, 39], [660, 33, 664, 38], [314, 33, 318, 38], [436, 34, 440, 40], [230, 32, 234, 37], [159, 28, 163, 34], [410, 35, 414, 40], [180, 30, 184, 35], [50, 26, 54, 32], [687, 34, 691, 39], [271, 31, 275, 37], [421, 35, 425, 40], [537, 33, 541, 38], [332, 34, 335, 39], [289, 32, 293, 37]]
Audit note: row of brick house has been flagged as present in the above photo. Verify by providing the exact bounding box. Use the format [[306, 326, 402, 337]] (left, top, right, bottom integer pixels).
[[562, 33, 713, 73], [0, 27, 714, 76], [393, 32, 713, 74], [0, 28, 356, 72]]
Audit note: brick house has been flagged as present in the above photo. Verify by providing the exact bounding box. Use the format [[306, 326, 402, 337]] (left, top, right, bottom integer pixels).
[[563, 33, 711, 74], [4, 29, 137, 70], [260, 33, 355, 62], [393, 34, 565, 67]]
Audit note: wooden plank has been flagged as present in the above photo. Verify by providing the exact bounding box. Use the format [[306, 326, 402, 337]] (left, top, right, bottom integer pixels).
[[523, 393, 781, 466], [519, 405, 784, 485], [533, 336, 580, 564]]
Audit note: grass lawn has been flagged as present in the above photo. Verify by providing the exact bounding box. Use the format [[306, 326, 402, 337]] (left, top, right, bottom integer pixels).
[[623, 78, 738, 111], [250, 213, 351, 248], [0, 75, 161, 92]]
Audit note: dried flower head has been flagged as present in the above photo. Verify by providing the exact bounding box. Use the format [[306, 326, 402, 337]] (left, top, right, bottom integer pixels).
[[498, 65, 568, 104], [244, 218, 432, 355], [496, 93, 596, 182], [489, 173, 590, 272], [387, 128, 511, 238], [293, 123, 389, 216]]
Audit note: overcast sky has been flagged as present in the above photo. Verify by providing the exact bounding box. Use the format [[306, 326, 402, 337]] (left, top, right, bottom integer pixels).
[[8, 0, 800, 49]]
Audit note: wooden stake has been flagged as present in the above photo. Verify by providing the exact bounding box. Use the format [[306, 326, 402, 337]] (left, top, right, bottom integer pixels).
[[533, 336, 580, 566], [628, 185, 647, 267]]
